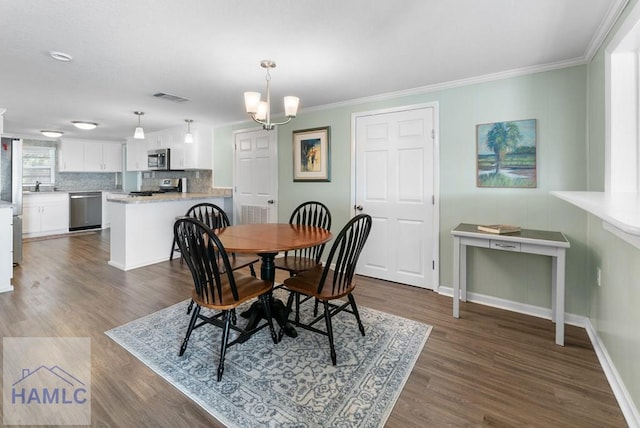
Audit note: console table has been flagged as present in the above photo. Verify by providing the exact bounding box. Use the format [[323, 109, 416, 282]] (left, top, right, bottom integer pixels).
[[451, 223, 570, 345]]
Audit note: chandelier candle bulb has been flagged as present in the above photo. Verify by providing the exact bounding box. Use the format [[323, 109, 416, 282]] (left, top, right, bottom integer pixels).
[[256, 102, 268, 121], [244, 92, 261, 114], [284, 96, 299, 117]]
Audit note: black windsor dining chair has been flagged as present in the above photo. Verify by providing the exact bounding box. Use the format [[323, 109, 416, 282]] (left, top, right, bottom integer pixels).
[[278, 214, 372, 365], [174, 217, 278, 381]]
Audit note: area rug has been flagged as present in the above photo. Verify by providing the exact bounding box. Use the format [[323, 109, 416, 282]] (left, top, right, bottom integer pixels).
[[105, 291, 432, 427]]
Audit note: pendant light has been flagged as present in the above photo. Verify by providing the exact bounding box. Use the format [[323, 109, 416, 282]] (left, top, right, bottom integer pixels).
[[244, 60, 299, 130], [184, 119, 193, 144], [133, 111, 145, 139]]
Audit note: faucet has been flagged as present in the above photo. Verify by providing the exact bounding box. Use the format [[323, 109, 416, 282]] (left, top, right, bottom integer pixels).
[[35, 181, 40, 192]]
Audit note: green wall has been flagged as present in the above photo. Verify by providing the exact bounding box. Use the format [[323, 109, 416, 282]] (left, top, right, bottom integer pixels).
[[214, 66, 590, 314], [585, 0, 640, 411]]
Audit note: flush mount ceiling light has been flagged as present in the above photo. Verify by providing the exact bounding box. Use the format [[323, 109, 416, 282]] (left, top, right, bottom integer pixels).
[[41, 130, 64, 138], [244, 60, 299, 131], [71, 121, 98, 130], [133, 111, 145, 139], [49, 51, 73, 62], [184, 119, 193, 144]]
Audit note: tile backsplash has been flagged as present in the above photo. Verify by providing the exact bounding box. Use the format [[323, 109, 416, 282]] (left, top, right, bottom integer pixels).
[[140, 170, 212, 193]]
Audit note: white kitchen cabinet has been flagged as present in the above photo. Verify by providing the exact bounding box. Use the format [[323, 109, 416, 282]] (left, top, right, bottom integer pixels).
[[23, 193, 69, 237], [84, 142, 122, 172], [147, 133, 165, 150], [126, 138, 149, 171], [101, 143, 123, 171], [127, 125, 212, 170], [60, 139, 122, 172], [168, 129, 185, 170], [184, 125, 212, 169], [0, 204, 13, 293], [59, 140, 85, 171]]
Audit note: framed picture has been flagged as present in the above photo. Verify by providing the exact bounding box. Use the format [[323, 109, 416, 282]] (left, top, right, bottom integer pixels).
[[476, 118, 537, 188], [293, 126, 331, 182]]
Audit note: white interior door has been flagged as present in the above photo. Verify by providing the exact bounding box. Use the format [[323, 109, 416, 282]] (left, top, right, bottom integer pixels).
[[354, 105, 437, 289], [233, 128, 278, 224]]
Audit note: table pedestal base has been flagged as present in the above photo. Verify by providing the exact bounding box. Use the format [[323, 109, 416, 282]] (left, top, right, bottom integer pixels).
[[239, 297, 298, 341]]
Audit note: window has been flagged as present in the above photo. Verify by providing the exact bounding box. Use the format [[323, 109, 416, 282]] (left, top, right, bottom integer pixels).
[[22, 146, 56, 186], [606, 2, 640, 194]]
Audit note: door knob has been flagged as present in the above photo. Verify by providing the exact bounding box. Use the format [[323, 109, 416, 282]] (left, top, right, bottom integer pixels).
[[354, 205, 364, 211], [267, 200, 275, 204]]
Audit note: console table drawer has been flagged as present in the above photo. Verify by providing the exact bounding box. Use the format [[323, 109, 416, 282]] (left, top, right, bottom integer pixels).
[[490, 240, 521, 252]]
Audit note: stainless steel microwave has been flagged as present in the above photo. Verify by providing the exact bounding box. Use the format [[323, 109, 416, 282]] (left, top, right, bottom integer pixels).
[[148, 148, 170, 170]]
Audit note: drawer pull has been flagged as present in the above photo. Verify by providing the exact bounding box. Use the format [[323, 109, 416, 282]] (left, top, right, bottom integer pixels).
[[495, 243, 516, 248]]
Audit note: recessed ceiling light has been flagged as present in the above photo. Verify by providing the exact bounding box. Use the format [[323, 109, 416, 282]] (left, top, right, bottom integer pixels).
[[41, 130, 64, 138], [71, 121, 98, 130], [49, 51, 72, 62]]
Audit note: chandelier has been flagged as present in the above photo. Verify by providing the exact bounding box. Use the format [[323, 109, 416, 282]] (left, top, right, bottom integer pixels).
[[244, 60, 299, 130]]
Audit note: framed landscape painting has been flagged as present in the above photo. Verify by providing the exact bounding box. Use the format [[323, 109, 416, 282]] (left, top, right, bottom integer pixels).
[[476, 119, 537, 188], [293, 127, 331, 182]]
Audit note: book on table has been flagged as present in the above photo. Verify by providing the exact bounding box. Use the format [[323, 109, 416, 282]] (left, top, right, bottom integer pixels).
[[477, 224, 521, 234]]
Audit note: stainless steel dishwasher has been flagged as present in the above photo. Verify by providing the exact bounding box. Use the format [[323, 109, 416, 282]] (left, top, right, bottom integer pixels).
[[69, 192, 102, 231]]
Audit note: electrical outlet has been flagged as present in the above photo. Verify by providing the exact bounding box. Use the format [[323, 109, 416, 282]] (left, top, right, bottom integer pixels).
[[196, 171, 200, 179], [597, 267, 602, 287]]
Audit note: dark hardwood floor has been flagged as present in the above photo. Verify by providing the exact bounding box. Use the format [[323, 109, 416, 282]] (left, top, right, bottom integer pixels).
[[1, 230, 626, 427]]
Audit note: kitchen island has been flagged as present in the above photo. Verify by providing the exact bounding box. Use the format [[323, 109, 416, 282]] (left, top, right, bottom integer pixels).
[[107, 191, 232, 271]]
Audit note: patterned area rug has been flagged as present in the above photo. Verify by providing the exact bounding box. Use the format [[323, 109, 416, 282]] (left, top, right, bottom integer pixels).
[[105, 291, 432, 427]]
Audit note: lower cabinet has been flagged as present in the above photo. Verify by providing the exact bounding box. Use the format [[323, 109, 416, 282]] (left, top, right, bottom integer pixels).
[[0, 206, 13, 293], [23, 193, 69, 237]]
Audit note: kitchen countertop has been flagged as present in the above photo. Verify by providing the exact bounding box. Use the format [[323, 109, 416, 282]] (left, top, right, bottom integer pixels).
[[107, 189, 232, 204], [0, 201, 13, 209], [23, 189, 122, 194]]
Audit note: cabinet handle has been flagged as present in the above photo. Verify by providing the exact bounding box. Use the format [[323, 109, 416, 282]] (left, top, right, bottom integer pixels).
[[495, 243, 516, 248]]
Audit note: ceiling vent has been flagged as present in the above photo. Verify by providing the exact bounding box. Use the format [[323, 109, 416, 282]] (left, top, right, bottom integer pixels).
[[153, 92, 191, 103]]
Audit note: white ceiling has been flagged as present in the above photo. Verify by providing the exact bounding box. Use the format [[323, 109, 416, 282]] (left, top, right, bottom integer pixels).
[[0, 0, 627, 142]]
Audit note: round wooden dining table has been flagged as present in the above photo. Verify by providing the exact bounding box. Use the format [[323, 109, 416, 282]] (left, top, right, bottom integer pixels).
[[216, 223, 333, 283], [216, 223, 333, 338]]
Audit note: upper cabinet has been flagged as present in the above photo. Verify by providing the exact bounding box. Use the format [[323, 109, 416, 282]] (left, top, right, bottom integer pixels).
[[125, 125, 212, 171], [58, 140, 85, 171], [184, 126, 212, 170], [59, 139, 123, 172], [125, 137, 148, 171]]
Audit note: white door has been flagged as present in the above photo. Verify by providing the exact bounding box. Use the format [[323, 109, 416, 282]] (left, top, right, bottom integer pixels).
[[233, 128, 278, 224], [354, 104, 437, 290]]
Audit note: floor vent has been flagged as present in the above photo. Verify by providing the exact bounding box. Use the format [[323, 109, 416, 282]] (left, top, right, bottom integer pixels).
[[241, 205, 269, 224]]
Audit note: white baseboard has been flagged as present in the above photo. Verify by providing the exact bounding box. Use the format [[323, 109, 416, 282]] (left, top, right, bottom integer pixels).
[[437, 286, 586, 327], [584, 318, 640, 428], [437, 286, 640, 427]]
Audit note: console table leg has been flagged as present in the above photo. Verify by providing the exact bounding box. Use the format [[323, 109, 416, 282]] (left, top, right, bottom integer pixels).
[[554, 251, 566, 346], [453, 237, 461, 318]]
